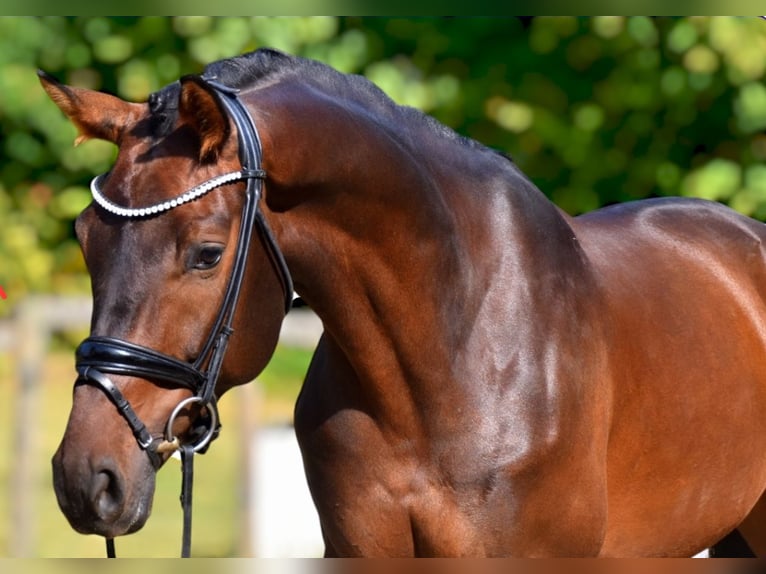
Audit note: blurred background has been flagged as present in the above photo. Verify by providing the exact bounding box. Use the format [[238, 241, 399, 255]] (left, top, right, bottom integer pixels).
[[2, 16, 766, 557]]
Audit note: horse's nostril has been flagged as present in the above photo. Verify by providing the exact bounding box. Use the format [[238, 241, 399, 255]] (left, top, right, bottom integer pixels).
[[90, 467, 124, 522]]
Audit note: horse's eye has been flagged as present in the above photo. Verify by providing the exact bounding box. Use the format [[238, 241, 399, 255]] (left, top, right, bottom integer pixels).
[[190, 243, 224, 271]]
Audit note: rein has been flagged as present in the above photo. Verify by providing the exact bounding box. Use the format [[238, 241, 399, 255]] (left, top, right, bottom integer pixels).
[[75, 78, 293, 557]]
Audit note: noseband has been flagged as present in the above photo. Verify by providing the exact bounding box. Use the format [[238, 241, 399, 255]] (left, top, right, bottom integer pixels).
[[74, 78, 293, 557]]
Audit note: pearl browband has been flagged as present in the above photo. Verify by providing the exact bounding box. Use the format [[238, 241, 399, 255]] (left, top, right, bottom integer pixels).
[[89, 168, 266, 218]]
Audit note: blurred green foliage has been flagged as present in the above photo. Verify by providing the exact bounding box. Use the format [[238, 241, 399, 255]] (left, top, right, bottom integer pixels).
[[4, 16, 766, 308]]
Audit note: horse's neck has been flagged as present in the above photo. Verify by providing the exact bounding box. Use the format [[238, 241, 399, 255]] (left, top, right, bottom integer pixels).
[[258, 91, 591, 424]]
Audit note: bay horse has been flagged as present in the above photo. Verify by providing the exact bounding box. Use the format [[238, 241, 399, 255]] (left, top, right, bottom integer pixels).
[[41, 48, 766, 557]]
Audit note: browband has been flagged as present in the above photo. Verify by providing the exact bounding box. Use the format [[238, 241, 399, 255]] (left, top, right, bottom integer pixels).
[[89, 168, 267, 218]]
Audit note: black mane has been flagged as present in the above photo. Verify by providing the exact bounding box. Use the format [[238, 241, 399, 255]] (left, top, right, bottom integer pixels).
[[201, 48, 302, 89], [149, 48, 495, 157]]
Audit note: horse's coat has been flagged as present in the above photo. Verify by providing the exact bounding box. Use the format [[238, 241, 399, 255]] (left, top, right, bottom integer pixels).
[[41, 49, 766, 556]]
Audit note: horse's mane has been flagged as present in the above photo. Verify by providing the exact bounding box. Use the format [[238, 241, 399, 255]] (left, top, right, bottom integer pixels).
[[201, 48, 306, 89], [149, 48, 506, 161]]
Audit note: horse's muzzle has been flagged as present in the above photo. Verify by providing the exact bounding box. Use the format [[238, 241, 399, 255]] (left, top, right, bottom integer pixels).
[[51, 432, 156, 538]]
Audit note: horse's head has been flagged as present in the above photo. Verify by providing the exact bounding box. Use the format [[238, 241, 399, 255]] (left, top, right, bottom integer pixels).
[[40, 72, 288, 538]]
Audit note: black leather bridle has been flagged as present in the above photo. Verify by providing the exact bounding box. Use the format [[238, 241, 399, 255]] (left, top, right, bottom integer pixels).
[[75, 77, 293, 557]]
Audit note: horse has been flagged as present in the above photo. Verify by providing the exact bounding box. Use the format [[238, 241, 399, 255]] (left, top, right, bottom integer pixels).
[[40, 48, 766, 557]]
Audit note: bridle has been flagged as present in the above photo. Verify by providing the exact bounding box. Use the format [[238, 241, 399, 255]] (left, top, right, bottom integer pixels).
[[74, 77, 293, 557]]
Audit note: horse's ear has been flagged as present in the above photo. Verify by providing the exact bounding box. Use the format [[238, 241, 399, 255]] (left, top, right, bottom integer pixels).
[[178, 75, 231, 164], [37, 70, 140, 146]]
